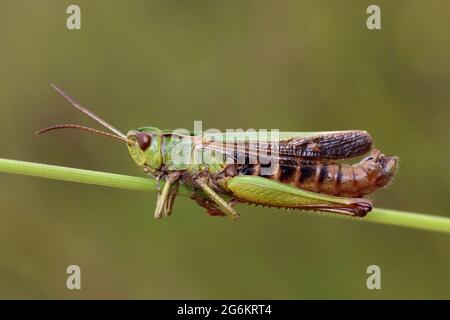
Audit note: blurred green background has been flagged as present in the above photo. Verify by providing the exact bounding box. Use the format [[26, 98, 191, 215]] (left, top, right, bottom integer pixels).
[[0, 0, 449, 299]]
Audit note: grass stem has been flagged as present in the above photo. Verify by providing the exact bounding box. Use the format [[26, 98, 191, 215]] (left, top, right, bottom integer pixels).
[[1, 158, 449, 234]]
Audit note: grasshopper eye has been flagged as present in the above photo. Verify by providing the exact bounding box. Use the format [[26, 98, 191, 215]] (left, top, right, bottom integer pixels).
[[135, 132, 152, 151]]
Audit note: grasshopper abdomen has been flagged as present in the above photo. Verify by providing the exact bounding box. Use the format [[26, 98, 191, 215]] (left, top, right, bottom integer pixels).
[[233, 149, 397, 198]]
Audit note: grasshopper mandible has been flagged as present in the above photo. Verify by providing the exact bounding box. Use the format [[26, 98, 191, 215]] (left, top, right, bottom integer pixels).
[[37, 85, 398, 221]]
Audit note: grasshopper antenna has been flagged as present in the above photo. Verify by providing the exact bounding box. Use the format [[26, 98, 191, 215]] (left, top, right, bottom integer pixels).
[[35, 124, 129, 143], [50, 84, 127, 139]]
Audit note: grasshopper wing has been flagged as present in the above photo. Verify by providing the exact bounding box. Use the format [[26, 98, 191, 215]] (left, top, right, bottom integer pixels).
[[276, 130, 372, 159], [201, 130, 372, 161]]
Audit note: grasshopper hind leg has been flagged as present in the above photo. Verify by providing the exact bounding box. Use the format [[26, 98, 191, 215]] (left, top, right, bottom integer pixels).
[[226, 175, 373, 217]]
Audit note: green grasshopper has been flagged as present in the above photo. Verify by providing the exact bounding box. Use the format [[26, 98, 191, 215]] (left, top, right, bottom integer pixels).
[[37, 85, 398, 221]]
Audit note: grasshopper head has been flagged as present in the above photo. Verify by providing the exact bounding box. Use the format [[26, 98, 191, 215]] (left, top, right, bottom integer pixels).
[[127, 127, 163, 175], [37, 85, 165, 177]]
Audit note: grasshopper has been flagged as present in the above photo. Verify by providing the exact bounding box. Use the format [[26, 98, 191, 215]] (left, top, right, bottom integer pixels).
[[37, 85, 398, 221]]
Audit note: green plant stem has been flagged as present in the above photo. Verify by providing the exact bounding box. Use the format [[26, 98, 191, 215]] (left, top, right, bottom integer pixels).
[[0, 158, 192, 196], [1, 158, 449, 234]]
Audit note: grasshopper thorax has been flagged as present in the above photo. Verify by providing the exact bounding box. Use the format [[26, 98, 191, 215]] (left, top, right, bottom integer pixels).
[[127, 127, 164, 175]]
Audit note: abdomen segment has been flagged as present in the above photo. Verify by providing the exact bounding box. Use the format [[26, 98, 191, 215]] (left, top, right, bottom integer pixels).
[[234, 149, 398, 198]]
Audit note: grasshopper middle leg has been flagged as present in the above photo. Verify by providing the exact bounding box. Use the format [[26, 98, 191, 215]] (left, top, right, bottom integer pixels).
[[194, 176, 240, 221]]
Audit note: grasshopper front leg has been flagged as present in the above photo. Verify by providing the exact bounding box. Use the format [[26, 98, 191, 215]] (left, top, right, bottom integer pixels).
[[162, 181, 179, 217], [154, 171, 181, 219]]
